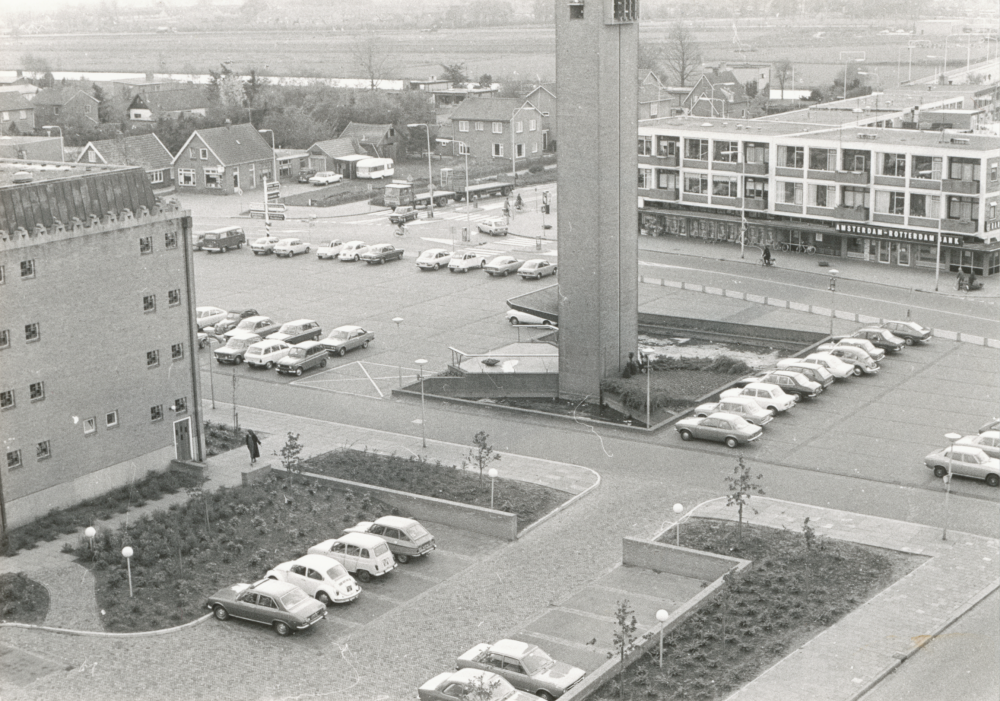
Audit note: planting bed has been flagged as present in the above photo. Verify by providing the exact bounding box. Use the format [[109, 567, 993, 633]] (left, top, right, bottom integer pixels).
[[0, 572, 50, 624], [204, 420, 248, 457], [593, 518, 923, 701]]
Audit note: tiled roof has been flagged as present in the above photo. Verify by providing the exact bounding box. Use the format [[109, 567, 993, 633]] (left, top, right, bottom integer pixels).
[[79, 133, 173, 169], [339, 122, 392, 144], [141, 87, 209, 113], [32, 88, 96, 106], [0, 92, 33, 111], [447, 97, 534, 122], [194, 122, 273, 165], [311, 137, 359, 158]]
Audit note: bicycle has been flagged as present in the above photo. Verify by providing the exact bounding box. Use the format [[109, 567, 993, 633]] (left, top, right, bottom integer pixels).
[[758, 255, 776, 267], [777, 242, 816, 254], [394, 224, 408, 237]]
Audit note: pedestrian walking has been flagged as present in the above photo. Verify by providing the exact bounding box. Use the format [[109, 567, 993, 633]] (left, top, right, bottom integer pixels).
[[245, 429, 261, 464]]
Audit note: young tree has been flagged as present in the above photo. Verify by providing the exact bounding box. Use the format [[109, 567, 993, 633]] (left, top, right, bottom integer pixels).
[[441, 62, 469, 87], [277, 432, 304, 485], [476, 73, 494, 89], [462, 431, 501, 484], [461, 673, 504, 701], [724, 456, 765, 546], [663, 23, 701, 87], [351, 32, 397, 91], [774, 58, 794, 99], [608, 599, 639, 699]]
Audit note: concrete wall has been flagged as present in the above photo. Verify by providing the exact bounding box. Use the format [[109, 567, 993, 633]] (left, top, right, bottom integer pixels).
[[302, 471, 518, 541], [407, 373, 559, 399], [622, 537, 747, 581], [639, 311, 826, 349]]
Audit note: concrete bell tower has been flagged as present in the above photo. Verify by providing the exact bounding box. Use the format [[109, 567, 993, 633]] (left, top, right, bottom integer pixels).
[[556, 0, 640, 400]]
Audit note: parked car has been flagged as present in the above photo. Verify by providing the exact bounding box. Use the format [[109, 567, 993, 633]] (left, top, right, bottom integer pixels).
[[448, 251, 487, 273], [419, 669, 540, 701], [307, 532, 396, 582], [273, 238, 311, 257], [199, 226, 246, 253], [823, 346, 879, 376], [316, 240, 345, 259], [343, 516, 436, 563], [981, 419, 1000, 434], [456, 639, 586, 699], [338, 241, 370, 261], [245, 339, 291, 369], [361, 243, 404, 264], [224, 315, 281, 341], [416, 249, 453, 270], [506, 310, 555, 327], [851, 327, 906, 353], [746, 370, 822, 399], [250, 236, 281, 255], [776, 353, 854, 380], [320, 325, 374, 356], [269, 319, 322, 346], [206, 578, 327, 637], [693, 396, 774, 426], [276, 341, 329, 376], [309, 171, 343, 186], [881, 320, 932, 345], [211, 308, 260, 336], [265, 554, 360, 605], [924, 444, 1000, 487], [822, 337, 885, 362], [720, 382, 797, 413], [957, 431, 1000, 459], [770, 361, 834, 389], [485, 256, 523, 277], [213, 331, 262, 364], [675, 412, 763, 448], [297, 169, 317, 183], [477, 218, 509, 236], [196, 306, 227, 330], [518, 259, 558, 280], [389, 206, 419, 225]]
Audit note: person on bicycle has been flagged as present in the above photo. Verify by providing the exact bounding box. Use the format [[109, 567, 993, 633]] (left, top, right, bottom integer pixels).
[[515, 193, 524, 210], [762, 245, 772, 266]]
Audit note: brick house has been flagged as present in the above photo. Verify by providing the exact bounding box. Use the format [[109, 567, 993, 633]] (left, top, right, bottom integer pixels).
[[684, 72, 752, 119], [76, 133, 175, 191], [127, 87, 210, 124], [172, 122, 275, 195], [0, 92, 35, 134], [442, 97, 544, 163], [524, 85, 557, 151], [306, 137, 368, 178], [338, 122, 399, 161], [638, 71, 682, 121], [31, 87, 100, 127]]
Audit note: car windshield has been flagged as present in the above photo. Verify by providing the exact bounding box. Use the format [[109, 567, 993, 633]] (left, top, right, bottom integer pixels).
[[279, 587, 309, 609], [225, 312, 241, 321], [329, 330, 350, 341], [521, 647, 554, 675], [326, 563, 349, 579], [225, 338, 250, 350], [288, 348, 306, 359]]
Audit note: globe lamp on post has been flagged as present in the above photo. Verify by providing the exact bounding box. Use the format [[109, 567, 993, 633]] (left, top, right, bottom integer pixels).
[[488, 467, 499, 509], [122, 546, 135, 598]]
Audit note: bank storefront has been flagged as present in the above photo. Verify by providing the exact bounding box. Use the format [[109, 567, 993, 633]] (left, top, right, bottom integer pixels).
[[639, 200, 1000, 276]]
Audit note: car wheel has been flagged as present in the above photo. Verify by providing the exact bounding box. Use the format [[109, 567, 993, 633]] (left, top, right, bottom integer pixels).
[[536, 692, 554, 701], [362, 340, 370, 349], [853, 366, 863, 377], [356, 570, 371, 583], [509, 317, 520, 325], [433, 263, 440, 270], [396, 553, 409, 564], [273, 621, 291, 637], [235, 356, 243, 365], [679, 429, 693, 441], [725, 437, 739, 449], [503, 270, 510, 277], [479, 260, 485, 268], [319, 359, 327, 368], [338, 347, 347, 357], [316, 591, 332, 606], [295, 368, 303, 377], [213, 605, 229, 621], [987, 474, 1000, 488], [933, 465, 948, 478], [265, 361, 274, 370], [905, 337, 914, 346]]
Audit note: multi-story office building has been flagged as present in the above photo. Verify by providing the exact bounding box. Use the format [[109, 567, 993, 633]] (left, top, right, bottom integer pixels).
[[0, 160, 203, 534], [638, 115, 1000, 276]]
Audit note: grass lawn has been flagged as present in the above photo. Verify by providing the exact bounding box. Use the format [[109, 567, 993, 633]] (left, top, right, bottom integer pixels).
[[594, 518, 923, 701]]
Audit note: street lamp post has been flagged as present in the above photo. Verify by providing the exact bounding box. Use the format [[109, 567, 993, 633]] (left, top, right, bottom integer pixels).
[[122, 546, 135, 598], [41, 125, 64, 162], [85, 526, 96, 562], [456, 141, 471, 246], [673, 503, 684, 546], [415, 358, 428, 448], [656, 609, 670, 668], [393, 318, 404, 387], [942, 432, 962, 541], [828, 269, 839, 336], [407, 124, 435, 219], [258, 129, 276, 228], [510, 107, 520, 185], [488, 467, 498, 509]]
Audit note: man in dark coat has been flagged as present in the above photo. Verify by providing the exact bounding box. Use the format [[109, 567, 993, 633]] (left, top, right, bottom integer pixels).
[[245, 429, 261, 464]]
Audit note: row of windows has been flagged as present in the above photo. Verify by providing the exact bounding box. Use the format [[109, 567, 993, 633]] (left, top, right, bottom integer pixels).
[[0, 323, 40, 348], [147, 343, 186, 368], [178, 166, 250, 188], [143, 289, 182, 312], [140, 230, 179, 254], [5, 400, 187, 470], [0, 382, 45, 410], [1, 110, 29, 121], [772, 182, 984, 220], [0, 259, 36, 284], [188, 147, 210, 160], [457, 119, 538, 134]]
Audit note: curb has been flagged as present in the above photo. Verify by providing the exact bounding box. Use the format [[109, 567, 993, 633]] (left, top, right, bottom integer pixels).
[[0, 612, 212, 638], [516, 466, 601, 539]]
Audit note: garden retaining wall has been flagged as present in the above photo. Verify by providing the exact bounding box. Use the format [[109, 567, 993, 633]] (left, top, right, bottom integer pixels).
[[301, 471, 518, 541], [560, 539, 750, 701], [395, 373, 559, 399], [241, 463, 272, 487]]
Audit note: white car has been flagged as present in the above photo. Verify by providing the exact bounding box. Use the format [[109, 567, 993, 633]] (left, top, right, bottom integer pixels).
[[338, 241, 369, 261], [476, 218, 509, 236], [416, 249, 453, 270], [819, 338, 885, 363], [448, 251, 487, 273], [778, 353, 854, 380], [957, 431, 1000, 460], [196, 306, 227, 330], [694, 395, 774, 426], [316, 240, 345, 259], [244, 339, 291, 369], [506, 310, 555, 327], [265, 554, 360, 605], [720, 382, 797, 413], [273, 238, 311, 257], [250, 235, 281, 255], [517, 259, 558, 279], [309, 171, 343, 186], [307, 532, 396, 583]]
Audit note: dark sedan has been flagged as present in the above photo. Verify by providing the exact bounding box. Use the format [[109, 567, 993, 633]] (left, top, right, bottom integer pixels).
[[210, 308, 260, 335], [675, 412, 763, 448], [207, 579, 327, 636]]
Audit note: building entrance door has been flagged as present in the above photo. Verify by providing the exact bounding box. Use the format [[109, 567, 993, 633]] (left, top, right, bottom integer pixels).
[[174, 417, 192, 461], [877, 241, 891, 263]]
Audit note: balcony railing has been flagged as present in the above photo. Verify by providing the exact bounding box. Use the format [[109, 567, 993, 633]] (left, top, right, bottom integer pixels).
[[832, 170, 870, 185], [742, 162, 769, 175], [658, 154, 679, 167], [744, 197, 768, 211], [941, 179, 980, 195], [941, 218, 978, 234], [833, 205, 870, 221]]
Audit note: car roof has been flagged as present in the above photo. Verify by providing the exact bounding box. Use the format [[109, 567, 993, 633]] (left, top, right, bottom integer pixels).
[[338, 532, 386, 547], [707, 412, 745, 422], [248, 339, 288, 349], [743, 382, 782, 392], [343, 240, 365, 246], [281, 319, 317, 327], [252, 579, 298, 597], [277, 238, 299, 243], [420, 248, 448, 255], [375, 515, 418, 529], [448, 668, 500, 685], [292, 340, 323, 349], [226, 330, 262, 340], [491, 639, 533, 657], [720, 395, 755, 405], [241, 315, 269, 323], [332, 325, 364, 333], [295, 553, 345, 570]]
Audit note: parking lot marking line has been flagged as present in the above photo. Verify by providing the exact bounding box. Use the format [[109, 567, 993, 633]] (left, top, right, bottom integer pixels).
[[358, 362, 383, 398]]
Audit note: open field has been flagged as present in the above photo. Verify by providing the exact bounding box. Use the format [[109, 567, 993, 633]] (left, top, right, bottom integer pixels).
[[3, 18, 991, 89]]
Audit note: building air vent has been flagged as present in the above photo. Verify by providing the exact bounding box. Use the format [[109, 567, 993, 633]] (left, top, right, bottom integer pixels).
[[858, 133, 878, 140], [950, 138, 970, 145]]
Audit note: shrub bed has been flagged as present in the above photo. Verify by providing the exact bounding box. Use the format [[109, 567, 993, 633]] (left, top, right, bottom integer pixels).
[[204, 420, 247, 457], [0, 572, 50, 624], [595, 518, 922, 701]]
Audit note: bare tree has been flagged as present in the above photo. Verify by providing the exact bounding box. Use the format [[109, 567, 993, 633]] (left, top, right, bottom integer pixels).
[[350, 32, 396, 91], [663, 23, 702, 87], [775, 58, 794, 99], [724, 456, 765, 547], [637, 40, 664, 75]]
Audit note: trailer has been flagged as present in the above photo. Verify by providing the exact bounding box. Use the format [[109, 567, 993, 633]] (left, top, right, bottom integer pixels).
[[453, 182, 515, 202], [383, 182, 456, 210]]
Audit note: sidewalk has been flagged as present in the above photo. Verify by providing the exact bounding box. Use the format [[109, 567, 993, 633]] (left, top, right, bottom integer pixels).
[[689, 498, 1000, 701]]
